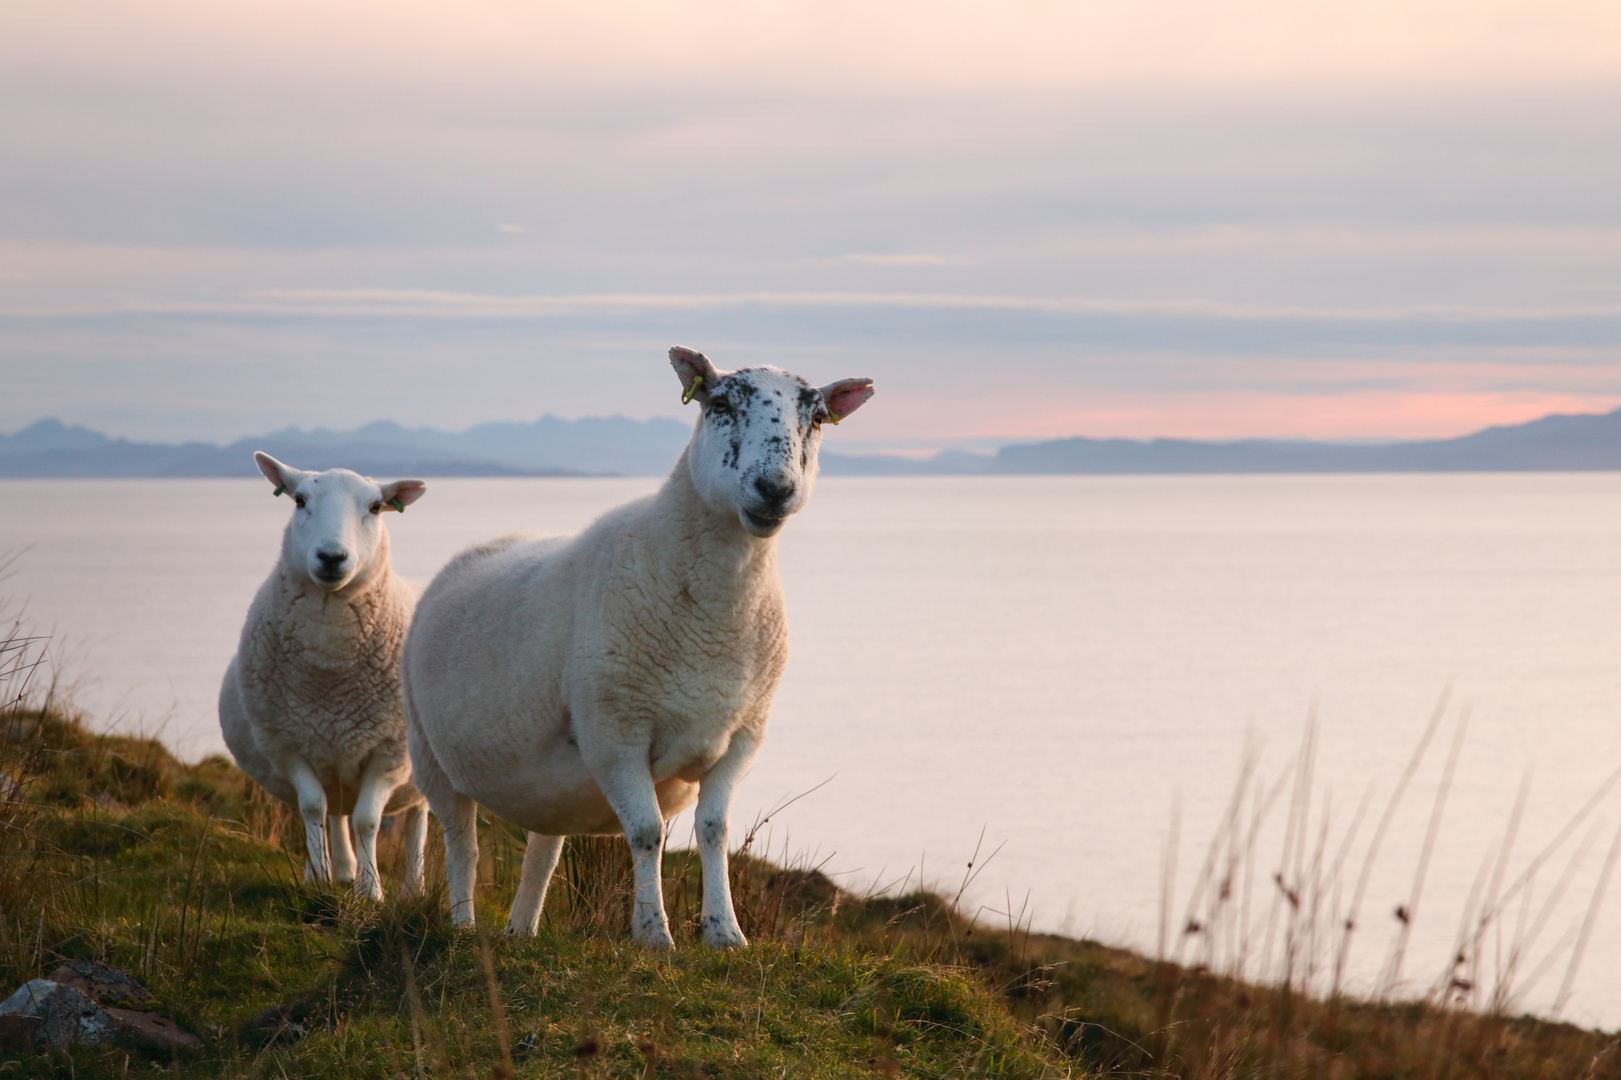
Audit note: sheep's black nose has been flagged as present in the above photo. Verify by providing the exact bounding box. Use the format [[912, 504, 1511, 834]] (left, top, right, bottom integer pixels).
[[316, 550, 349, 569], [753, 475, 795, 508]]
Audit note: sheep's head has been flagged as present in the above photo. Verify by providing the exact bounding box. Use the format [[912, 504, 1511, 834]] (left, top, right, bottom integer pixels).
[[671, 347, 874, 539], [253, 452, 426, 591]]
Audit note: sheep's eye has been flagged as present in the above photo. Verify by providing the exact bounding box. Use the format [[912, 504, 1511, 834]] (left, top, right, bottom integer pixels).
[[710, 398, 731, 415], [369, 501, 383, 515], [293, 495, 307, 509]]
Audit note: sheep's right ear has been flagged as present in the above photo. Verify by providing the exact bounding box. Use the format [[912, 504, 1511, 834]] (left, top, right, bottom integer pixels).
[[670, 346, 723, 406], [254, 452, 309, 497]]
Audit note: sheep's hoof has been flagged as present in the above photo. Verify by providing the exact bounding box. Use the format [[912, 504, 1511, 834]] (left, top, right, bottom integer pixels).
[[632, 926, 676, 951], [700, 916, 748, 950]]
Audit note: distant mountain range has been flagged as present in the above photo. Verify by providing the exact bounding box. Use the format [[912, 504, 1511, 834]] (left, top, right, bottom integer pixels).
[[2, 406, 1618, 478], [0, 416, 694, 478]]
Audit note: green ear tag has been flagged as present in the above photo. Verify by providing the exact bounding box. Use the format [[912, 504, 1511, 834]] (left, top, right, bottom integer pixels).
[[390, 498, 405, 513], [273, 485, 286, 497], [681, 374, 704, 405]]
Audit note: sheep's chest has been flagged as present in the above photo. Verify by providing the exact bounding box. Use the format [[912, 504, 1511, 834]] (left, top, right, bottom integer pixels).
[[286, 595, 365, 672], [603, 589, 787, 780], [251, 591, 404, 763]]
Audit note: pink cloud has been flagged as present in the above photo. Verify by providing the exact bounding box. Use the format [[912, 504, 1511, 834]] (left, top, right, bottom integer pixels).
[[883, 388, 1621, 444]]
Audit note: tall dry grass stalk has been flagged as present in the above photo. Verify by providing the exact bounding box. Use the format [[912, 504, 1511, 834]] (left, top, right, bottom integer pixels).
[[0, 572, 58, 979], [1163, 695, 1621, 1024]]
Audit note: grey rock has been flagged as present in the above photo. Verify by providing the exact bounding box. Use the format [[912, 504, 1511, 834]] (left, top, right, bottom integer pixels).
[[0, 969, 198, 1053], [0, 979, 59, 1018], [38, 983, 111, 1048], [48, 960, 152, 1007]]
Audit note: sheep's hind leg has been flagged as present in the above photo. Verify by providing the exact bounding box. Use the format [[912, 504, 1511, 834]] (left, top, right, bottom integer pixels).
[[505, 833, 564, 936], [278, 756, 332, 883], [328, 816, 357, 883], [399, 803, 429, 898], [695, 728, 762, 949], [350, 756, 400, 901], [439, 793, 480, 926], [598, 767, 675, 949], [411, 737, 479, 926]]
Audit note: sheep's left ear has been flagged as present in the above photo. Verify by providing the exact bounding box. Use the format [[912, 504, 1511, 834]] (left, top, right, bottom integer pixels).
[[818, 378, 875, 423], [378, 479, 427, 512]]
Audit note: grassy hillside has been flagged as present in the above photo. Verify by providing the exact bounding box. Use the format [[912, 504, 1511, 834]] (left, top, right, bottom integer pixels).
[[2, 706, 1618, 1078]]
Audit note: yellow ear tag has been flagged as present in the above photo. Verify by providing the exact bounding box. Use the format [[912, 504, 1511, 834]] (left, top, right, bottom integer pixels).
[[389, 498, 405, 513], [826, 409, 841, 426], [681, 374, 704, 405], [273, 485, 286, 497]]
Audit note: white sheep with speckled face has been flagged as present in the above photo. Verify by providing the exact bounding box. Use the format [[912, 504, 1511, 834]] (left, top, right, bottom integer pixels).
[[401, 347, 874, 946], [219, 453, 430, 900]]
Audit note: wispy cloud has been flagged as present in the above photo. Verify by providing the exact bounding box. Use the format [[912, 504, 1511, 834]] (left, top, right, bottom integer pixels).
[[837, 253, 965, 268], [9, 288, 1621, 328]]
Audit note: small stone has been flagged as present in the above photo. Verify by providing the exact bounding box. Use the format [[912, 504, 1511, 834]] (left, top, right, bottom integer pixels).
[[245, 1003, 304, 1043]]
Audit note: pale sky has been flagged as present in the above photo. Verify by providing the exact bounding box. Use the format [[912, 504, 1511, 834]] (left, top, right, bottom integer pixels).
[[3, 1, 1620, 451]]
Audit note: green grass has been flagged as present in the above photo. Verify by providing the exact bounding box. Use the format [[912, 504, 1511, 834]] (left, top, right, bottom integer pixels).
[[3, 704, 1620, 1079], [0, 709, 1063, 1078]]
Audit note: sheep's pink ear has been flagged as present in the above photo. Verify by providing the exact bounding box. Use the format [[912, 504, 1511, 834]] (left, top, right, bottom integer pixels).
[[819, 378, 875, 423], [378, 479, 427, 512], [670, 346, 723, 406], [254, 452, 309, 496]]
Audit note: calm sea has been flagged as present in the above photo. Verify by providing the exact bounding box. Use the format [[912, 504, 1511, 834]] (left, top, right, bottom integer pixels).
[[4, 474, 1621, 1025]]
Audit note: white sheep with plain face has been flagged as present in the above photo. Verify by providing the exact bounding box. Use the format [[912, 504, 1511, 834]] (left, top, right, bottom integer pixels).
[[402, 347, 874, 946], [218, 453, 430, 900]]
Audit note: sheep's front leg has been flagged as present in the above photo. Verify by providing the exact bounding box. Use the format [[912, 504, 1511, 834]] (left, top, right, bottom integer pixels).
[[695, 727, 763, 949], [505, 833, 565, 937], [280, 757, 332, 883], [350, 755, 401, 901], [328, 816, 357, 883], [598, 768, 675, 949]]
